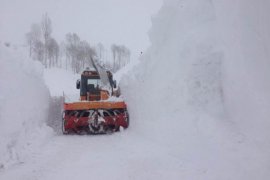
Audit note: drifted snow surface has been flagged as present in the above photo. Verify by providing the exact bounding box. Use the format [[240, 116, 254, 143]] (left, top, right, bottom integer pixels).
[[1, 0, 270, 179]]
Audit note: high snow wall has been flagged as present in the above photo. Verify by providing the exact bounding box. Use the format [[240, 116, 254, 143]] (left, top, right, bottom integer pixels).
[[120, 0, 270, 179], [0, 44, 52, 168], [214, 0, 270, 142], [122, 0, 224, 134]]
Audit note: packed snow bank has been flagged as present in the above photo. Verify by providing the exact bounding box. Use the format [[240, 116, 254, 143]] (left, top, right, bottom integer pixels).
[[120, 0, 270, 179], [0, 44, 53, 168]]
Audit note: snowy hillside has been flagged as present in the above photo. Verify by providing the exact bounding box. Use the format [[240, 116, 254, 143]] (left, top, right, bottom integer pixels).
[[0, 0, 270, 180]]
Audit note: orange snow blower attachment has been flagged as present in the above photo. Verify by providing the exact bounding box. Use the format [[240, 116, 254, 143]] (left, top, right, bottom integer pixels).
[[62, 67, 129, 134]]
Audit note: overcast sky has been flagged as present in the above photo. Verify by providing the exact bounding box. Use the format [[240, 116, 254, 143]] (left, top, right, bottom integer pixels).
[[0, 0, 163, 59]]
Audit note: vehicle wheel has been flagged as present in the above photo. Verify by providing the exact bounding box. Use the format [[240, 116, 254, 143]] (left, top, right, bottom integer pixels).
[[125, 110, 130, 128], [62, 111, 68, 134]]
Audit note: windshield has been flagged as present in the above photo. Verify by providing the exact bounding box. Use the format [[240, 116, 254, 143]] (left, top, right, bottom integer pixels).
[[87, 79, 100, 88]]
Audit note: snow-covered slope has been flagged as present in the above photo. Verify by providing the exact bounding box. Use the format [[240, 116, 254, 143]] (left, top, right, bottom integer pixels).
[[0, 44, 53, 168]]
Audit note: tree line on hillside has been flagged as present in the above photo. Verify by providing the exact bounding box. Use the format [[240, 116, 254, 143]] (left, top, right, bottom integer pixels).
[[25, 14, 130, 73]]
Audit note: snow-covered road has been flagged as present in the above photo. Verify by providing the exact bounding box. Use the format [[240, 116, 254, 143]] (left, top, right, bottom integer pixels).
[[0, 129, 184, 180]]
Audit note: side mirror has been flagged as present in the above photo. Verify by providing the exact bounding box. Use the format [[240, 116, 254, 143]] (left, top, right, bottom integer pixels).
[[113, 80, 117, 88], [76, 79, 80, 89]]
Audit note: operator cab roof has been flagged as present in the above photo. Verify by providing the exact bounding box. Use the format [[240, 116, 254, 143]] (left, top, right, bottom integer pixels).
[[82, 67, 99, 77]]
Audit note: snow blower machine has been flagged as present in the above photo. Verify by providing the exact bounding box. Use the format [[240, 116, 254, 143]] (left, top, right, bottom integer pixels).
[[62, 60, 129, 134]]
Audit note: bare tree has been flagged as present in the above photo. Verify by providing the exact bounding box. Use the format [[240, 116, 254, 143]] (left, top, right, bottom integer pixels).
[[65, 33, 96, 73], [41, 13, 52, 67], [65, 33, 80, 72], [47, 38, 59, 68], [26, 23, 41, 57], [97, 43, 105, 60], [110, 44, 131, 72], [32, 40, 45, 62], [26, 14, 105, 72], [121, 45, 131, 66], [58, 42, 66, 68], [26, 14, 62, 69], [111, 44, 118, 71]]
